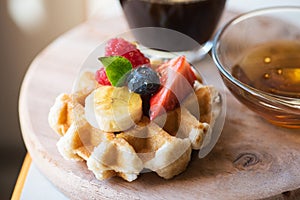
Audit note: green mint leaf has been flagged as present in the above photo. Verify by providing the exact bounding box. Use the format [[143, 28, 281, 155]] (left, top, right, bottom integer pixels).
[[99, 56, 132, 86]]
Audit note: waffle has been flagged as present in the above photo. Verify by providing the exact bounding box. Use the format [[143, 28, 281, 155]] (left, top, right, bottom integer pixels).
[[48, 71, 220, 181]]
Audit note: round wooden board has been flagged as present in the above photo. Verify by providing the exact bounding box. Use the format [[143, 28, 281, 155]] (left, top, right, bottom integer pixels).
[[19, 14, 300, 200]]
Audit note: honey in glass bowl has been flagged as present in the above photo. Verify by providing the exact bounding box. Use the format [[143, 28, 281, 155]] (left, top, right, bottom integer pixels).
[[212, 7, 300, 129], [230, 40, 300, 128], [232, 40, 300, 99]]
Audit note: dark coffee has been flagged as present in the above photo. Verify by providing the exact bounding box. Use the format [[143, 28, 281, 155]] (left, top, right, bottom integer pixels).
[[120, 0, 226, 44]]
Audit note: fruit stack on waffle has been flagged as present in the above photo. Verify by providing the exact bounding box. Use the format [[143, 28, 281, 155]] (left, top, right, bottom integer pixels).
[[48, 38, 220, 182]]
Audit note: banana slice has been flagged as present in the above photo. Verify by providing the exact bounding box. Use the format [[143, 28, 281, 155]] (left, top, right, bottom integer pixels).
[[85, 86, 143, 132]]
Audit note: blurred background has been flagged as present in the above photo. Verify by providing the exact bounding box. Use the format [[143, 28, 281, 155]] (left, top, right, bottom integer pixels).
[[1, 0, 300, 199], [0, 0, 84, 198], [0, 0, 121, 199]]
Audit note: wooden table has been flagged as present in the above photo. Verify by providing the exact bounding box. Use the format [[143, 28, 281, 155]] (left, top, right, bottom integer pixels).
[[18, 9, 300, 200]]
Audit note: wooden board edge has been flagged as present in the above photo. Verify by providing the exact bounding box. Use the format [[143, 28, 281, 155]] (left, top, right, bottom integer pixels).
[[11, 154, 32, 200]]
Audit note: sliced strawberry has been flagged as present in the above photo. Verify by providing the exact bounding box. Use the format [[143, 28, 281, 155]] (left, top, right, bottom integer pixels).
[[95, 67, 111, 85], [105, 38, 150, 68], [149, 56, 197, 120]]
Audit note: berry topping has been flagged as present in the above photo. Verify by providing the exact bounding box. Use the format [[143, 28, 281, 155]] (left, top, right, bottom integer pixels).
[[105, 38, 150, 68], [95, 67, 111, 85], [149, 56, 197, 120], [127, 65, 160, 95], [122, 49, 150, 68], [98, 56, 132, 86], [105, 38, 136, 56]]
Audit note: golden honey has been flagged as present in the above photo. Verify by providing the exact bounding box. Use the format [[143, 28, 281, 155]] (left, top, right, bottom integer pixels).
[[228, 40, 300, 128], [232, 40, 300, 98]]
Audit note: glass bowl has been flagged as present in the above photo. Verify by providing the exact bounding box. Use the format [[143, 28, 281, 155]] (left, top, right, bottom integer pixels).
[[212, 7, 300, 129]]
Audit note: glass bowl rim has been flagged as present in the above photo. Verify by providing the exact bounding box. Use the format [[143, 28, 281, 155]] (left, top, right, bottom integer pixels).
[[211, 6, 300, 105]]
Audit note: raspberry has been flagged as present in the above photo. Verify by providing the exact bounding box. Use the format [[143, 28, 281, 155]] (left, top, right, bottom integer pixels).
[[95, 67, 111, 85], [105, 38, 150, 68], [105, 38, 136, 56], [122, 50, 150, 68]]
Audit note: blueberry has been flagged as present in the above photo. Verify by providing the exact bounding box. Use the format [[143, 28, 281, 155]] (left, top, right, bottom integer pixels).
[[127, 65, 160, 95]]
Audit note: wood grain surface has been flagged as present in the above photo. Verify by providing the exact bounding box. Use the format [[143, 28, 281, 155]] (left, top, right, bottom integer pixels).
[[19, 12, 300, 200]]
